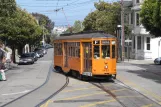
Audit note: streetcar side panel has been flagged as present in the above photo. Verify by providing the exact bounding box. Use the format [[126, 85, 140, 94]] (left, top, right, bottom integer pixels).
[[53, 41, 63, 69], [62, 41, 81, 73], [67, 57, 81, 72]]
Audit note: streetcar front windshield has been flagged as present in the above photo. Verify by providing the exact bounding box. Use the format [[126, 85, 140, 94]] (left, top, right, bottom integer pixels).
[[102, 45, 110, 59], [101, 40, 110, 59], [94, 45, 100, 59]]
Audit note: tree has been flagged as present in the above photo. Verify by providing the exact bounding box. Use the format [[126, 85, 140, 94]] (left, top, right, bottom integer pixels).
[[32, 13, 55, 33], [32, 13, 55, 44], [63, 27, 73, 34], [0, 0, 17, 17], [140, 0, 161, 37], [83, 11, 98, 31], [72, 20, 83, 33], [0, 8, 42, 62], [83, 1, 121, 34]]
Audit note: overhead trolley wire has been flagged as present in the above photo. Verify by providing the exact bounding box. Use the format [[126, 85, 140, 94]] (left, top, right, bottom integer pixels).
[[19, 0, 98, 8], [62, 8, 71, 27]]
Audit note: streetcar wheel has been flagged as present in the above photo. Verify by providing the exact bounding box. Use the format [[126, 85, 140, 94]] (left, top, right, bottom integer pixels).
[[78, 74, 86, 81], [113, 74, 116, 79], [77, 73, 83, 80]]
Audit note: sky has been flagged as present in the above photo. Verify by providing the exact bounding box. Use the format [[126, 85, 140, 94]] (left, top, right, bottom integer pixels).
[[16, 0, 118, 27]]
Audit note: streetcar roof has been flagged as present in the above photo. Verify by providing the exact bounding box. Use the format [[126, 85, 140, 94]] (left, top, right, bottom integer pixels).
[[54, 32, 116, 40]]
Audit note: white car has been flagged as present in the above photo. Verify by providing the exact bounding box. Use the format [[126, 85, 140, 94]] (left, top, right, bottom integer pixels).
[[154, 57, 161, 65], [35, 52, 40, 58]]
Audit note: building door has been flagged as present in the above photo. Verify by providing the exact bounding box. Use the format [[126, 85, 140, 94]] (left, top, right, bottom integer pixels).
[[82, 42, 92, 72]]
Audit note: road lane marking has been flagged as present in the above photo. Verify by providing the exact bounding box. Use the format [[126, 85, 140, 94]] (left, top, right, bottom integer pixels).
[[118, 76, 161, 102], [41, 89, 134, 107], [40, 100, 53, 107], [80, 95, 142, 107], [62, 84, 113, 93], [80, 99, 116, 107], [141, 104, 154, 107], [1, 90, 30, 96], [70, 81, 89, 85], [56, 88, 126, 101]]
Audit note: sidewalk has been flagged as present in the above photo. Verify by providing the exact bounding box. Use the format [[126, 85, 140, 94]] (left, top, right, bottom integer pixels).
[[120, 59, 154, 65], [117, 59, 161, 75], [4, 62, 18, 72]]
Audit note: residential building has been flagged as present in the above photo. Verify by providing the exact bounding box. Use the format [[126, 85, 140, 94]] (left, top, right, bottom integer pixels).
[[53, 26, 68, 36], [124, 0, 161, 60]]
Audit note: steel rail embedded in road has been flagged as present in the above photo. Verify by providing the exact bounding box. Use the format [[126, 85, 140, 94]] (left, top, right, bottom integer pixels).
[[0, 65, 53, 107], [115, 79, 161, 107], [35, 73, 69, 107], [90, 81, 127, 107]]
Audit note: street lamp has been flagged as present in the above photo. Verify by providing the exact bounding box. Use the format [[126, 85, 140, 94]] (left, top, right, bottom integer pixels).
[[121, 0, 125, 61], [117, 25, 122, 61]]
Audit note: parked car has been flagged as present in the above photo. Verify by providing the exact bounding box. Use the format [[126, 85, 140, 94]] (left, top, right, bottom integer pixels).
[[154, 57, 161, 65], [34, 48, 44, 57], [41, 47, 47, 54], [19, 53, 35, 65], [30, 52, 38, 61], [35, 52, 40, 58], [45, 44, 53, 49]]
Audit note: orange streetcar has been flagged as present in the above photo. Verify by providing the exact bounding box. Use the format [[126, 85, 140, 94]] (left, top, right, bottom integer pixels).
[[53, 31, 117, 80]]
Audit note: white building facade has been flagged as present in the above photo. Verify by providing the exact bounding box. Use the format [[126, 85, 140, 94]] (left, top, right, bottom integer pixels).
[[124, 0, 161, 60], [53, 26, 68, 36]]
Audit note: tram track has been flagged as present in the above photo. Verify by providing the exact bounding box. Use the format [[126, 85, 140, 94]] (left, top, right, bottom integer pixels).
[[0, 65, 69, 107], [90, 81, 127, 107], [89, 78, 161, 107], [36, 75, 69, 107], [115, 79, 161, 106]]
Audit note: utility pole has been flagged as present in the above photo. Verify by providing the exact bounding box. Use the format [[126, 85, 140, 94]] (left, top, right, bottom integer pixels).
[[42, 26, 45, 46], [121, 0, 125, 61]]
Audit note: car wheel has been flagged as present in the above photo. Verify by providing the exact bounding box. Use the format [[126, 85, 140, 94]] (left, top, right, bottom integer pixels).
[[154, 61, 156, 64]]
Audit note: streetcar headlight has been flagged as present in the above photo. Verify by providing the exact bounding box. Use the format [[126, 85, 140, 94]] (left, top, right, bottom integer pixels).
[[105, 65, 108, 69]]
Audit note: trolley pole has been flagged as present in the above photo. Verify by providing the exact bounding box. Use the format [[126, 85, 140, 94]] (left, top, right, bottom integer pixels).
[[121, 0, 125, 61]]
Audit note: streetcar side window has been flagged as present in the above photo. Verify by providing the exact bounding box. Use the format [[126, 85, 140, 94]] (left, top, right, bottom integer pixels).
[[112, 41, 116, 58], [94, 46, 100, 59], [112, 45, 115, 58]]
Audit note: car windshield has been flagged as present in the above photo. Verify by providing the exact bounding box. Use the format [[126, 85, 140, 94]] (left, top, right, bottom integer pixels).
[[21, 54, 31, 58], [21, 53, 34, 58]]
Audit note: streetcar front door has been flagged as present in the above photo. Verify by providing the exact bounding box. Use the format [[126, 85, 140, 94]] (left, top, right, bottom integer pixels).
[[82, 42, 92, 76]]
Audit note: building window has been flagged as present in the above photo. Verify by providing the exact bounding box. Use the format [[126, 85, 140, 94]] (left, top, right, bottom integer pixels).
[[136, 13, 140, 26], [146, 37, 150, 50], [131, 12, 133, 24], [136, 0, 139, 3], [125, 14, 129, 24], [137, 36, 141, 50]]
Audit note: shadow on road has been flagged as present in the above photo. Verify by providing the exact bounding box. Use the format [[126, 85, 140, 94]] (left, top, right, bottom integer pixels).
[[125, 63, 161, 84], [53, 69, 115, 83]]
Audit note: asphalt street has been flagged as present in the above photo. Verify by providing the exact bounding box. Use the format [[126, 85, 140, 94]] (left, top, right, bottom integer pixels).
[[1, 49, 161, 107], [40, 62, 161, 107], [0, 49, 67, 107]]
